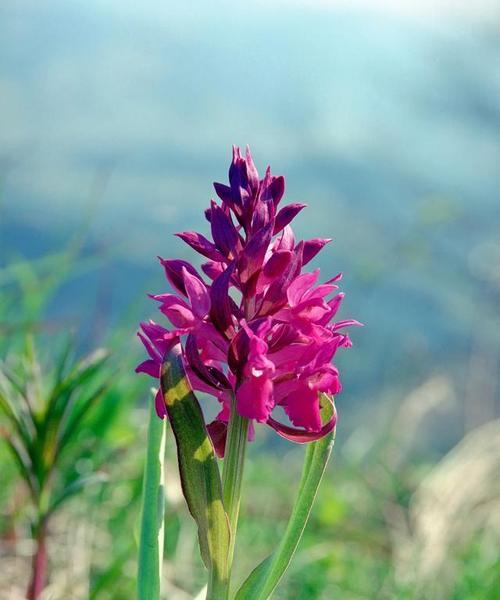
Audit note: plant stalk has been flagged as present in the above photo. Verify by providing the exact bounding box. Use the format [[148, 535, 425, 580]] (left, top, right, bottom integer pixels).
[[26, 517, 48, 600], [219, 396, 249, 598]]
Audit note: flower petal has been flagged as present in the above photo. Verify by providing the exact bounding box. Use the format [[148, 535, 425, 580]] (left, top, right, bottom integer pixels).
[[239, 221, 274, 282], [207, 420, 227, 458], [302, 238, 332, 265], [229, 145, 250, 210], [282, 385, 322, 431], [287, 270, 320, 306], [176, 231, 226, 262], [182, 267, 211, 318], [213, 182, 232, 204], [155, 388, 167, 419], [201, 260, 225, 281], [261, 242, 303, 313], [135, 359, 159, 378], [273, 203, 307, 234], [269, 175, 285, 207], [159, 258, 202, 296], [267, 396, 337, 443], [236, 375, 274, 422], [331, 319, 363, 331], [210, 200, 240, 256], [185, 333, 231, 391], [155, 296, 195, 328], [209, 262, 236, 336]]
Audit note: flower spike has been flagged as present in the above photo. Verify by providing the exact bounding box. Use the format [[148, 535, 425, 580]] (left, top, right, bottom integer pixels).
[[137, 146, 359, 454]]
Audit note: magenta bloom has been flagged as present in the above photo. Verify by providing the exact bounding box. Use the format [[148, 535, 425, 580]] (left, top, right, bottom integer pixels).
[[136, 146, 360, 456]]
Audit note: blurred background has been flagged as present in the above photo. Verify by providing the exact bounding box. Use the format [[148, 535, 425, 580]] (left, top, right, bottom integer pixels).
[[1, 1, 499, 599]]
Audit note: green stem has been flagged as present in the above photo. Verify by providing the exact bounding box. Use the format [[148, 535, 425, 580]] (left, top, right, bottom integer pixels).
[[221, 396, 249, 598]]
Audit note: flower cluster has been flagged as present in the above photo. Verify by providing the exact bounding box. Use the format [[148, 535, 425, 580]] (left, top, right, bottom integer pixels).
[[136, 146, 359, 455]]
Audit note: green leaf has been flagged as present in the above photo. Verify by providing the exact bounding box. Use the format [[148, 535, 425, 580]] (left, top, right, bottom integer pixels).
[[161, 344, 230, 597], [57, 383, 108, 456], [0, 386, 34, 451], [234, 394, 336, 600], [0, 364, 38, 434], [137, 396, 167, 600], [45, 348, 109, 425], [39, 348, 109, 472], [48, 472, 108, 515], [1, 432, 38, 497]]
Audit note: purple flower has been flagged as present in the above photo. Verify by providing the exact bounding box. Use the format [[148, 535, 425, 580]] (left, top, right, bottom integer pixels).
[[136, 146, 360, 455]]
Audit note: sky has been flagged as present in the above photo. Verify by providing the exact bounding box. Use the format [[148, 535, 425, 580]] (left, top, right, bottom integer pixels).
[[1, 1, 499, 438], [1, 1, 499, 258]]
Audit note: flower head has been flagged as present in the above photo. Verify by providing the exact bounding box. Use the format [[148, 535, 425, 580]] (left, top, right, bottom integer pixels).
[[136, 146, 360, 455]]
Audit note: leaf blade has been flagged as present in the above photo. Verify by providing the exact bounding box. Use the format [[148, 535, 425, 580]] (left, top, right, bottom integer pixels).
[[137, 396, 166, 600], [161, 343, 230, 594], [235, 394, 336, 600]]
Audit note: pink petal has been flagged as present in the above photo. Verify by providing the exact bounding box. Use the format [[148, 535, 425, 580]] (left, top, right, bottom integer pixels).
[[259, 250, 293, 292], [325, 272, 343, 284], [209, 262, 236, 336], [245, 145, 260, 193], [273, 203, 307, 234], [135, 359, 159, 378], [139, 321, 176, 356], [182, 267, 211, 318], [331, 319, 363, 331], [155, 388, 167, 419], [269, 175, 285, 206], [137, 332, 160, 361], [294, 297, 331, 322], [207, 420, 227, 458], [210, 200, 240, 256], [266, 407, 336, 443], [287, 270, 320, 306], [160, 305, 194, 329], [282, 385, 322, 431], [275, 226, 295, 251], [236, 375, 274, 422], [213, 182, 232, 204], [302, 238, 332, 265], [304, 284, 338, 301], [176, 231, 226, 262], [267, 395, 337, 443], [202, 260, 225, 280], [159, 258, 203, 296]]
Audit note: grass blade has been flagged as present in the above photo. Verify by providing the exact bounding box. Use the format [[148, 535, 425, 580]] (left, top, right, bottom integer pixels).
[[137, 396, 167, 600]]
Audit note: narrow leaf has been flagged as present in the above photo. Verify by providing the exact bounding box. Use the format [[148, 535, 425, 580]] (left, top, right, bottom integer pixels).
[[1, 432, 38, 497], [48, 472, 108, 515], [161, 344, 230, 594], [235, 394, 336, 600], [0, 365, 38, 432], [57, 384, 108, 455], [137, 396, 166, 600], [0, 387, 34, 450]]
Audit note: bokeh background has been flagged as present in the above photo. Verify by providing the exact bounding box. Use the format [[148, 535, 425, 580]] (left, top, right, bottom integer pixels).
[[1, 1, 499, 599]]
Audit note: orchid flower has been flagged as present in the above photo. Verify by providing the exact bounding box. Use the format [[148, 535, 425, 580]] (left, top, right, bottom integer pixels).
[[136, 147, 360, 600]]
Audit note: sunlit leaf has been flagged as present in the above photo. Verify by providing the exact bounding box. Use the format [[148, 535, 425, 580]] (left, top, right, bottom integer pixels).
[[235, 394, 336, 600], [161, 344, 230, 596]]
